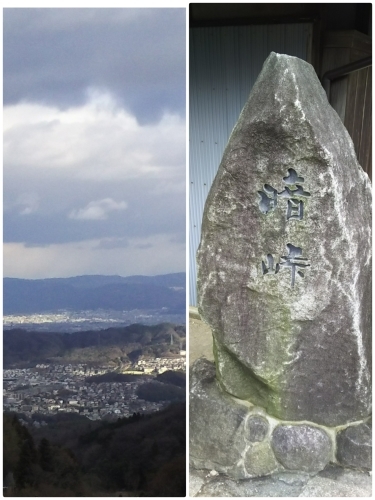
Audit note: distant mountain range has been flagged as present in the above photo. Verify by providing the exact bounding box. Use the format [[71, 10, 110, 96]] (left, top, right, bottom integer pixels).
[[3, 273, 186, 315]]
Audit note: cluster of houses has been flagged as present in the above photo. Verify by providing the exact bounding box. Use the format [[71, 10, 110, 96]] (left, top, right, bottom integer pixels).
[[135, 353, 186, 374], [3, 355, 186, 421]]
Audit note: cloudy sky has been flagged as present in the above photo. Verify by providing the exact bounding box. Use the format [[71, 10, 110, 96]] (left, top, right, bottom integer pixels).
[[4, 8, 186, 279]]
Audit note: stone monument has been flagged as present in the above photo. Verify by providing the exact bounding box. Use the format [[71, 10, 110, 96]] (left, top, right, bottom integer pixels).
[[190, 52, 372, 481]]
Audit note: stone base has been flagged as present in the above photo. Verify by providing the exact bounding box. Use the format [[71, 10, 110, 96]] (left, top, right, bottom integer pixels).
[[189, 465, 372, 497], [190, 358, 372, 481]]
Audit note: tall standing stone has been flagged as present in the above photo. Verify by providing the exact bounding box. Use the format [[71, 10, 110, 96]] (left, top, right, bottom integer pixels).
[[197, 52, 371, 427]]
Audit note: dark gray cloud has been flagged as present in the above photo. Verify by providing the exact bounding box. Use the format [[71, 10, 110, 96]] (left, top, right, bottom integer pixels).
[[3, 8, 186, 279], [4, 8, 186, 124]]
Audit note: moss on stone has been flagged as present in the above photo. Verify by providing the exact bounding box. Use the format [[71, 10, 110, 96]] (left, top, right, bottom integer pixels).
[[214, 335, 289, 420], [214, 294, 300, 421]]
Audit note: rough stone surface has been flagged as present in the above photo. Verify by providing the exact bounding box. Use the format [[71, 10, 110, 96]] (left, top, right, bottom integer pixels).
[[194, 472, 309, 497], [244, 440, 280, 478], [189, 358, 249, 478], [271, 424, 332, 472], [190, 358, 280, 478], [246, 415, 269, 442], [197, 52, 372, 427], [336, 422, 372, 470], [188, 468, 207, 497], [243, 415, 279, 477], [299, 465, 372, 497], [189, 311, 372, 492], [190, 465, 372, 497]]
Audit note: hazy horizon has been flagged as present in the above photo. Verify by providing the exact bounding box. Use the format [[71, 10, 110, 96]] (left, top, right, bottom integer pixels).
[[4, 270, 186, 280]]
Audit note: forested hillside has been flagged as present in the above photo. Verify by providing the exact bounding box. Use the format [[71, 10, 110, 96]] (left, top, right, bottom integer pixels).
[[4, 323, 186, 368], [4, 403, 186, 496]]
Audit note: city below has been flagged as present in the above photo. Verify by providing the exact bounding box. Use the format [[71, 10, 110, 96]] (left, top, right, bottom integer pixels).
[[4, 307, 186, 427], [4, 355, 186, 424], [3, 308, 186, 332]]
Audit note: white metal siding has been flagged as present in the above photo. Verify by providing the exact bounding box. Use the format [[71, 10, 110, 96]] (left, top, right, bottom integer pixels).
[[189, 23, 312, 305]]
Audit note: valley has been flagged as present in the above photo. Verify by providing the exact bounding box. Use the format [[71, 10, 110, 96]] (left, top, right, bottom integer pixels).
[[3, 273, 187, 496]]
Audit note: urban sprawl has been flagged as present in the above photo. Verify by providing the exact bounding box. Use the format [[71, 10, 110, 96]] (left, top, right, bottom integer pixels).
[[4, 355, 186, 425]]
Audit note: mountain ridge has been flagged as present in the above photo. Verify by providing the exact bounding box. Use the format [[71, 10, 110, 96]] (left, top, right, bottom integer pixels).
[[4, 273, 186, 315], [3, 323, 186, 368]]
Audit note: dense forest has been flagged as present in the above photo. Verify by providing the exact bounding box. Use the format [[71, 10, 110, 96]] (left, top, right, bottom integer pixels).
[[3, 402, 186, 496], [4, 323, 186, 368], [84, 370, 187, 404], [136, 381, 185, 403]]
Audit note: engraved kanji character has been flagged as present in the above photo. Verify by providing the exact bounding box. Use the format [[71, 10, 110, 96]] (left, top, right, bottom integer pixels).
[[287, 198, 304, 220], [279, 168, 310, 200], [279, 244, 310, 287], [278, 185, 311, 199], [261, 254, 280, 275], [282, 168, 304, 185], [258, 184, 278, 214]]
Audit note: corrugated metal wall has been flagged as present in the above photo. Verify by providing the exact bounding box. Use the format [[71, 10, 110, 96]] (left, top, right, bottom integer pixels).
[[189, 23, 312, 305]]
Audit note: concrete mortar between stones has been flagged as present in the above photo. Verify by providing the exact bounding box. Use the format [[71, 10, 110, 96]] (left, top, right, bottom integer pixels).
[[228, 391, 372, 470], [189, 310, 372, 476]]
